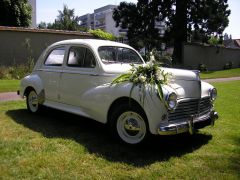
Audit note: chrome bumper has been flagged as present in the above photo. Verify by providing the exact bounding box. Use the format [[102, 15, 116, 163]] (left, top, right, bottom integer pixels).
[[158, 111, 218, 135]]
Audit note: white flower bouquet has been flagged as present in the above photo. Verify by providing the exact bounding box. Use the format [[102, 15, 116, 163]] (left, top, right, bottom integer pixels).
[[111, 61, 172, 102]]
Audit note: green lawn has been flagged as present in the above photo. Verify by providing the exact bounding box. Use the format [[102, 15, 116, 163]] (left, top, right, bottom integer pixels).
[[0, 80, 20, 93], [200, 68, 240, 79], [0, 81, 239, 179]]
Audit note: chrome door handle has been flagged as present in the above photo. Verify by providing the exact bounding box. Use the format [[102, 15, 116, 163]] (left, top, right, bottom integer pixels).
[[90, 74, 99, 76]]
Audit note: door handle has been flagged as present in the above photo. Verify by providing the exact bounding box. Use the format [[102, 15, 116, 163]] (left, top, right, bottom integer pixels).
[[90, 74, 99, 76]]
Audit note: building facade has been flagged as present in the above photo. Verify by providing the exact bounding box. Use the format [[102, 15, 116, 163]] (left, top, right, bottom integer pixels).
[[79, 5, 127, 40], [28, 0, 37, 28]]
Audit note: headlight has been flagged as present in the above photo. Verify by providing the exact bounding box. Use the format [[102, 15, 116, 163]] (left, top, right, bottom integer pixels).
[[166, 92, 177, 110], [210, 88, 217, 101]]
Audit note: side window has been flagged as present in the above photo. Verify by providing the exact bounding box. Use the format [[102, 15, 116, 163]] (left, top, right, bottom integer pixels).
[[45, 47, 65, 66], [67, 47, 86, 67], [67, 46, 96, 68]]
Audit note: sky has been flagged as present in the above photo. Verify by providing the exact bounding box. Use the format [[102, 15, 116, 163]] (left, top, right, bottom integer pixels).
[[37, 0, 240, 39]]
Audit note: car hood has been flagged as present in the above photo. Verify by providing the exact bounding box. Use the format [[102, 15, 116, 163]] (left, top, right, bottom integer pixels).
[[162, 67, 199, 81], [102, 64, 199, 81], [102, 64, 201, 99]]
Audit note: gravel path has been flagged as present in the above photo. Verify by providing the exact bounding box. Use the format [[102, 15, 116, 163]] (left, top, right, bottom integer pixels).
[[0, 77, 239, 102], [203, 76, 240, 83], [0, 92, 22, 102]]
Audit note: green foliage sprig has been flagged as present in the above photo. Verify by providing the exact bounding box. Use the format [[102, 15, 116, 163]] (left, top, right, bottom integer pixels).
[[111, 61, 172, 103]]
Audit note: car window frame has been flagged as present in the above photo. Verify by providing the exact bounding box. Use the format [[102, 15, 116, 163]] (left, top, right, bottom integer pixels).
[[44, 46, 66, 67], [66, 45, 97, 69], [98, 46, 144, 64]]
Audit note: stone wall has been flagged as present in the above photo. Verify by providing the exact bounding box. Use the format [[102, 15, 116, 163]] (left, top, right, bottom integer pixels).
[[0, 27, 94, 66], [183, 43, 240, 70]]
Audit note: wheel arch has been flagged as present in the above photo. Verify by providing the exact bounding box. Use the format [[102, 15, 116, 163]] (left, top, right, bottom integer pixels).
[[107, 96, 149, 126], [24, 86, 35, 96]]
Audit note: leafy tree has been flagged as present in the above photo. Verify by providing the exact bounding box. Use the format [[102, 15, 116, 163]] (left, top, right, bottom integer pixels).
[[38, 21, 47, 29], [113, 1, 160, 51], [113, 0, 230, 64], [170, 0, 230, 63], [0, 0, 32, 27], [48, 4, 81, 31]]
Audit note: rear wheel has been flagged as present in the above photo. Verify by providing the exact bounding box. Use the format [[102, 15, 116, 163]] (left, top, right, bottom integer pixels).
[[109, 103, 149, 145], [26, 90, 41, 113]]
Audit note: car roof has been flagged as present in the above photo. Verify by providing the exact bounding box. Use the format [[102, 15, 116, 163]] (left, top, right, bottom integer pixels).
[[50, 39, 133, 50]]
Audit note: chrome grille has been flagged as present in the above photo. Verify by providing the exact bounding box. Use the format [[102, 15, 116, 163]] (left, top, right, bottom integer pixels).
[[199, 97, 212, 115], [168, 97, 212, 122]]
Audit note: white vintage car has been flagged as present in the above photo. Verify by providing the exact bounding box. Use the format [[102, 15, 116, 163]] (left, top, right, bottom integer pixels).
[[19, 39, 218, 145]]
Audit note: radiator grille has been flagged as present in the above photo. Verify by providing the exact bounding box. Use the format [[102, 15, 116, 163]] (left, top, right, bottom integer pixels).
[[168, 97, 212, 122]]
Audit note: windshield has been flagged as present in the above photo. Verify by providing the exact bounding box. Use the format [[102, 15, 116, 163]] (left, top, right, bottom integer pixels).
[[98, 46, 143, 64]]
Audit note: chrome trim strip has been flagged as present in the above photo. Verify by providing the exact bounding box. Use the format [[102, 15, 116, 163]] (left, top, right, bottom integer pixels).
[[158, 111, 218, 135]]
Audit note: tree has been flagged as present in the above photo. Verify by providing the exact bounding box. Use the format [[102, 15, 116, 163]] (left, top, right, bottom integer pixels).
[[113, 0, 230, 64], [170, 0, 230, 63], [113, 1, 161, 51], [38, 21, 47, 29], [48, 4, 81, 31], [0, 0, 32, 27]]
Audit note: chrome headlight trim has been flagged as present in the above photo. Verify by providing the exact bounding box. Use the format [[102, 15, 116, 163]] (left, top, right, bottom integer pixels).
[[210, 88, 217, 101], [166, 92, 178, 110]]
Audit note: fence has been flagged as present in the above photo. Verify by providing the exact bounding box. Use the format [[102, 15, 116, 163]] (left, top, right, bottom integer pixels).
[[1, 27, 240, 71], [0, 26, 94, 66], [183, 43, 240, 70]]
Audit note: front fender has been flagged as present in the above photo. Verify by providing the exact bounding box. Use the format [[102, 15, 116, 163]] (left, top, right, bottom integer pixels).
[[82, 82, 170, 134]]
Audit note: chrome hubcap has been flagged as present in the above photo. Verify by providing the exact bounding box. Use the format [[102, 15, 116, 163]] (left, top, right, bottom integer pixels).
[[28, 91, 38, 112], [117, 111, 146, 144]]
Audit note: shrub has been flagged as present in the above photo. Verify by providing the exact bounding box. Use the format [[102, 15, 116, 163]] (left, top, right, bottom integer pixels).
[[0, 58, 35, 80], [198, 63, 208, 72], [223, 61, 233, 70], [0, 66, 11, 79], [89, 29, 116, 41], [208, 36, 220, 46]]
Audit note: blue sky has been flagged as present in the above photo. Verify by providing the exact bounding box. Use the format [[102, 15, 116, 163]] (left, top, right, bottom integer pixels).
[[37, 0, 240, 38]]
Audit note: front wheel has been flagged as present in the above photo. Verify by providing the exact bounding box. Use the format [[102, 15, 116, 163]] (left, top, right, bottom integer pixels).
[[109, 103, 149, 145], [26, 90, 41, 113]]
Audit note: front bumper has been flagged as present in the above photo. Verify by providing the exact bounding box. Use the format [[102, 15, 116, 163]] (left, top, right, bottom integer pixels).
[[158, 111, 218, 135]]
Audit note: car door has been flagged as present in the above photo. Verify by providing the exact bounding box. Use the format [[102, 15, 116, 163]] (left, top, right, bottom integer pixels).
[[39, 46, 66, 102], [59, 45, 99, 108]]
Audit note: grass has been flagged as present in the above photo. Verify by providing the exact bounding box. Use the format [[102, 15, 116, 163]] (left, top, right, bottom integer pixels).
[[0, 81, 240, 179], [200, 68, 240, 79], [0, 79, 20, 93]]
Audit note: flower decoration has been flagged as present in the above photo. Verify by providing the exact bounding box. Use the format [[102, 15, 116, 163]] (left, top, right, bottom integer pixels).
[[111, 61, 172, 103]]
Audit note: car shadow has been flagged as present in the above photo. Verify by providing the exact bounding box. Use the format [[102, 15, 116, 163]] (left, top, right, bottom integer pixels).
[[6, 108, 212, 167]]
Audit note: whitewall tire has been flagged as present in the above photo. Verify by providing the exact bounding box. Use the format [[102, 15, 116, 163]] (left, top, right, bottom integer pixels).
[[26, 90, 41, 113], [109, 102, 149, 145]]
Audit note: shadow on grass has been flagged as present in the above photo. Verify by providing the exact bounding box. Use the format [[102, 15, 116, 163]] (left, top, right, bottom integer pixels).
[[6, 108, 212, 167]]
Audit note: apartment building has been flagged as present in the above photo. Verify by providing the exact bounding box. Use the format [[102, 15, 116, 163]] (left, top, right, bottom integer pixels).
[[28, 0, 37, 28], [79, 5, 127, 39]]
